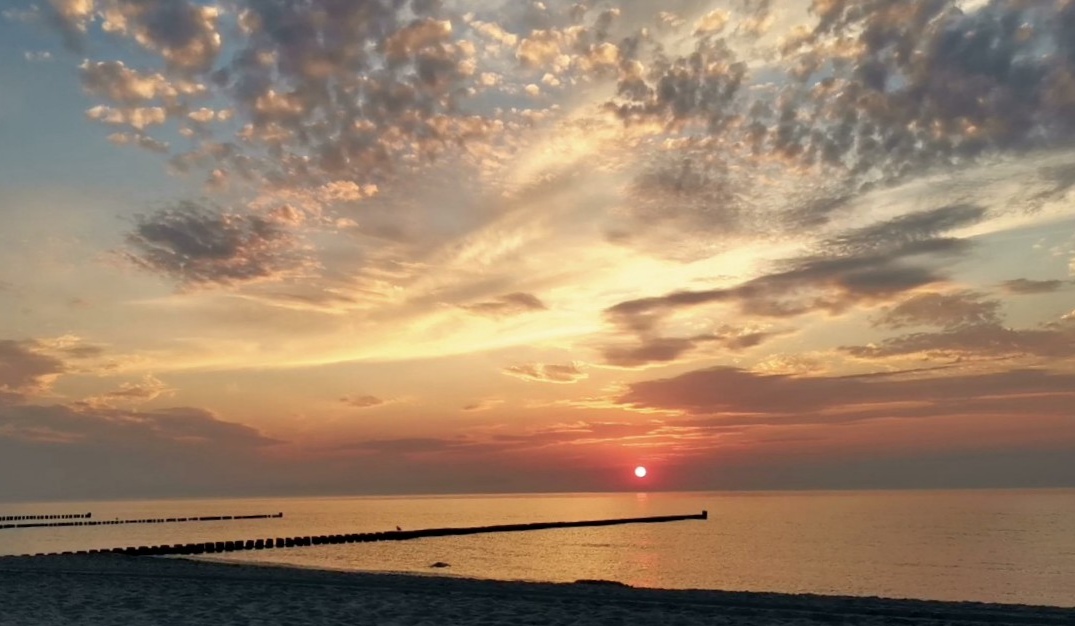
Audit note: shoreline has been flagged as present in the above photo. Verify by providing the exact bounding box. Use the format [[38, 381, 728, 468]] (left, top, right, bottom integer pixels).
[[2, 555, 1072, 625]]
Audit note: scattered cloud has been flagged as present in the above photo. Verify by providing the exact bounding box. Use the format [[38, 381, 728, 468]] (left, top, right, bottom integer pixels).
[[1000, 278, 1067, 295], [340, 395, 389, 409], [503, 362, 587, 384], [462, 398, 503, 412], [460, 292, 547, 317]]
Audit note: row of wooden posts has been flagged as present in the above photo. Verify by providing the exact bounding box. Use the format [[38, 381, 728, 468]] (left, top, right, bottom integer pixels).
[[0, 513, 283, 530], [8, 511, 707, 558], [0, 513, 91, 522]]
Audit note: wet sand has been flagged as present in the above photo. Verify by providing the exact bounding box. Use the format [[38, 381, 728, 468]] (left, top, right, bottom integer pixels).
[[1, 555, 1071, 625]]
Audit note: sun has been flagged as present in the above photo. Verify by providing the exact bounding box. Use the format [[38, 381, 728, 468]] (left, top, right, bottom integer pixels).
[[634, 465, 647, 478]]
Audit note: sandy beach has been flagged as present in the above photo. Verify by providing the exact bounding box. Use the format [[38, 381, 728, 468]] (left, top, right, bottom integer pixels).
[[0, 555, 1071, 626]]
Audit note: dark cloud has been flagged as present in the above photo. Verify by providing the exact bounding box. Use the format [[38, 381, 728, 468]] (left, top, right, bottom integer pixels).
[[1000, 278, 1067, 294], [844, 316, 1075, 361], [461, 399, 502, 412], [601, 329, 774, 368], [460, 292, 547, 317], [1021, 162, 1075, 210], [617, 365, 1075, 420], [0, 402, 277, 448], [873, 291, 1001, 330], [0, 401, 279, 501], [0, 340, 65, 404], [817, 204, 985, 258], [124, 200, 311, 288], [503, 362, 587, 384], [340, 394, 388, 409], [330, 436, 474, 455]]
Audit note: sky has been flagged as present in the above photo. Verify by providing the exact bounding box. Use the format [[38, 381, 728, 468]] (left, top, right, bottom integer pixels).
[[1, 0, 1074, 501]]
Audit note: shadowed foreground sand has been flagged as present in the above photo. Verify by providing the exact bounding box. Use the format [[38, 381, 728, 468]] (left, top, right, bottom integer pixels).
[[1, 555, 1071, 625]]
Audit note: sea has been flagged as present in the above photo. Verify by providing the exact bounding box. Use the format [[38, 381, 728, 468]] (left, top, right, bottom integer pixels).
[[1, 490, 1073, 608]]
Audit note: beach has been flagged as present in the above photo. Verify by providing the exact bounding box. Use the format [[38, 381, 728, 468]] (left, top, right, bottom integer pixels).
[[1, 555, 1071, 626]]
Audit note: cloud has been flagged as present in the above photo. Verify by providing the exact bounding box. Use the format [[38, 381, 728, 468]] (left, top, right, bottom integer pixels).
[[600, 0, 1075, 215], [340, 394, 389, 409], [503, 362, 587, 384], [600, 203, 984, 365], [330, 436, 475, 455], [123, 200, 313, 288], [1000, 278, 1067, 294], [460, 292, 547, 317], [33, 335, 107, 361], [777, 1, 1075, 180], [819, 204, 985, 258], [0, 400, 281, 500], [107, 132, 170, 153], [79, 375, 174, 408], [616, 365, 1075, 422], [86, 104, 167, 130], [80, 60, 206, 104], [601, 328, 776, 368], [0, 340, 65, 403], [461, 398, 503, 412], [0, 402, 276, 448], [608, 203, 984, 327], [873, 291, 1001, 330], [844, 315, 1075, 361]]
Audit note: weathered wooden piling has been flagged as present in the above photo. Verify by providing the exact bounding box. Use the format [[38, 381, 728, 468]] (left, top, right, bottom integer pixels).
[[4, 511, 707, 558], [0, 512, 283, 531]]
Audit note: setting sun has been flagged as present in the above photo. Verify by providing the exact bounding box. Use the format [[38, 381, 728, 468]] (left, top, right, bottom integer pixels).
[[634, 466, 647, 479]]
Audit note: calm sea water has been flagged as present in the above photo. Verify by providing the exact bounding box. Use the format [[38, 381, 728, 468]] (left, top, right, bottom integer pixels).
[[1, 490, 1073, 607]]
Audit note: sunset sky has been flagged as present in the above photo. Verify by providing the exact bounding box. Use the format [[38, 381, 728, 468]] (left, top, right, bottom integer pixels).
[[1, 0, 1074, 501]]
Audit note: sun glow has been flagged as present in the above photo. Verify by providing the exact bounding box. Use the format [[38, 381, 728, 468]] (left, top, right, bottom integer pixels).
[[634, 466, 647, 478]]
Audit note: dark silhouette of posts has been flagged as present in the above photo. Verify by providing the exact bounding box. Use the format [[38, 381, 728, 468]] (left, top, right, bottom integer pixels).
[[0, 513, 91, 522], [0, 512, 282, 531], [4, 511, 708, 557]]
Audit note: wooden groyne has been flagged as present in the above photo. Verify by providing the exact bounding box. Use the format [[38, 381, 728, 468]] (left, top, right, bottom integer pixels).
[[6, 511, 706, 557], [1, 512, 282, 531], [0, 513, 91, 522]]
